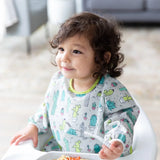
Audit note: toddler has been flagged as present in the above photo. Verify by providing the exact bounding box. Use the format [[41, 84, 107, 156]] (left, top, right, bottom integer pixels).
[[11, 12, 139, 159]]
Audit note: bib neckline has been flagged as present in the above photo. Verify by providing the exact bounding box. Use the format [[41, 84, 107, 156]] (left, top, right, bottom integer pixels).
[[69, 77, 100, 95]]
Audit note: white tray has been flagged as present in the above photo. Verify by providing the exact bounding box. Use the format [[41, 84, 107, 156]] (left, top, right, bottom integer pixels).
[[37, 151, 100, 160], [1, 140, 131, 160], [1, 140, 100, 160]]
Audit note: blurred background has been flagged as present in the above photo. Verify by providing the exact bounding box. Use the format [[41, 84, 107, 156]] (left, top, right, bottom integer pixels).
[[0, 0, 160, 159]]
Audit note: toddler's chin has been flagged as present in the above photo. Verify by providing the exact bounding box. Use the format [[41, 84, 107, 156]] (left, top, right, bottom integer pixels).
[[61, 72, 73, 79]]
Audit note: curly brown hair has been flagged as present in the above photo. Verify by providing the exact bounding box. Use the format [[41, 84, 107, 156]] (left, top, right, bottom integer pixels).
[[50, 12, 124, 78]]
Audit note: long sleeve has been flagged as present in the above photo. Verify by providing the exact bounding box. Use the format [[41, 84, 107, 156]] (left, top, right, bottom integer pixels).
[[28, 100, 50, 134], [28, 72, 60, 134], [103, 105, 139, 156], [101, 76, 140, 156]]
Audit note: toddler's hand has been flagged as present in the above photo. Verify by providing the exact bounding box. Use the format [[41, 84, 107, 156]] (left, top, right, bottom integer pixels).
[[10, 124, 38, 147], [99, 141, 123, 160]]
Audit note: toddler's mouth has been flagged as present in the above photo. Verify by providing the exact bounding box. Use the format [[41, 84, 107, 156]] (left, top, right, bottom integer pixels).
[[62, 66, 74, 71]]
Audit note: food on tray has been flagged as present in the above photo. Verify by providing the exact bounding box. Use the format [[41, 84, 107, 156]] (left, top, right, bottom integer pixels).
[[53, 155, 87, 160]]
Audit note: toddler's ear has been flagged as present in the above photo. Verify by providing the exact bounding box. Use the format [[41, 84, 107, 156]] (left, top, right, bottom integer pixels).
[[104, 52, 111, 64]]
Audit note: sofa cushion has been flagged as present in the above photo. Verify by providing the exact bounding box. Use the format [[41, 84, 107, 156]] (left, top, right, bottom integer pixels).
[[85, 0, 144, 10], [146, 0, 160, 10]]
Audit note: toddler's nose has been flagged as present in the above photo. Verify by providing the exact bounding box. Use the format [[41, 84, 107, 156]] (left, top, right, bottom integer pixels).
[[61, 51, 70, 62]]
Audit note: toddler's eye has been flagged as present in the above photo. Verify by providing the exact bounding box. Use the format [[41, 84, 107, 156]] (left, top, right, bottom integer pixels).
[[58, 47, 64, 52], [73, 50, 82, 54]]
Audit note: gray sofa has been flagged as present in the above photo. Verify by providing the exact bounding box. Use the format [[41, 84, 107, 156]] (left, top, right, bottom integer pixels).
[[80, 0, 160, 23]]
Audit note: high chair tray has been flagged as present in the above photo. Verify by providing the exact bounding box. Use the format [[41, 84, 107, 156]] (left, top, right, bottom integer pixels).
[[37, 151, 100, 160], [1, 140, 132, 160], [37, 151, 133, 160]]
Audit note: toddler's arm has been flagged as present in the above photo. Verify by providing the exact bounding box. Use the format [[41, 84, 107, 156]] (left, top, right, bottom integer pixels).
[[10, 73, 59, 147], [103, 105, 139, 157], [10, 124, 38, 147]]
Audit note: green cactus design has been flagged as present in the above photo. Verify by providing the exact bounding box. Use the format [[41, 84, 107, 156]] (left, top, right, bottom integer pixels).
[[119, 87, 127, 91], [97, 91, 102, 97], [123, 95, 132, 101], [90, 115, 97, 127], [64, 138, 70, 151], [118, 134, 126, 143], [104, 89, 114, 96], [73, 140, 81, 152], [106, 100, 116, 111], [72, 105, 81, 118], [67, 128, 77, 135], [107, 119, 112, 124], [67, 98, 71, 112], [94, 144, 101, 153], [120, 94, 133, 103], [129, 146, 133, 154], [123, 119, 133, 134], [61, 90, 65, 101], [51, 90, 59, 115], [127, 111, 137, 125], [59, 119, 66, 131]]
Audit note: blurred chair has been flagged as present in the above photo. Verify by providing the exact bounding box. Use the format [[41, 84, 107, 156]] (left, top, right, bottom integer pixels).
[[6, 0, 48, 54]]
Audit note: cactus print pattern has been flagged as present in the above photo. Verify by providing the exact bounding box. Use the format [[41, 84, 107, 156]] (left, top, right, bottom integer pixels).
[[29, 71, 139, 156]]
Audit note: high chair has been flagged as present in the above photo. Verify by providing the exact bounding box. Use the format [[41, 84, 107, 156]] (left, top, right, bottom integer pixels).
[[1, 102, 157, 160]]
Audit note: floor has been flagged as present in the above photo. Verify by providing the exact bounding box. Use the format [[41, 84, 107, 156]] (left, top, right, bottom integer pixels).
[[0, 24, 159, 159]]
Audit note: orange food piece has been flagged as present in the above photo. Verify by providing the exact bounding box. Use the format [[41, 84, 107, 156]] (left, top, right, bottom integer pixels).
[[55, 155, 86, 160], [66, 156, 80, 160]]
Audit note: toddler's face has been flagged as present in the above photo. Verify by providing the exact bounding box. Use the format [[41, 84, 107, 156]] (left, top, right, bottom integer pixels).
[[56, 34, 97, 81]]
